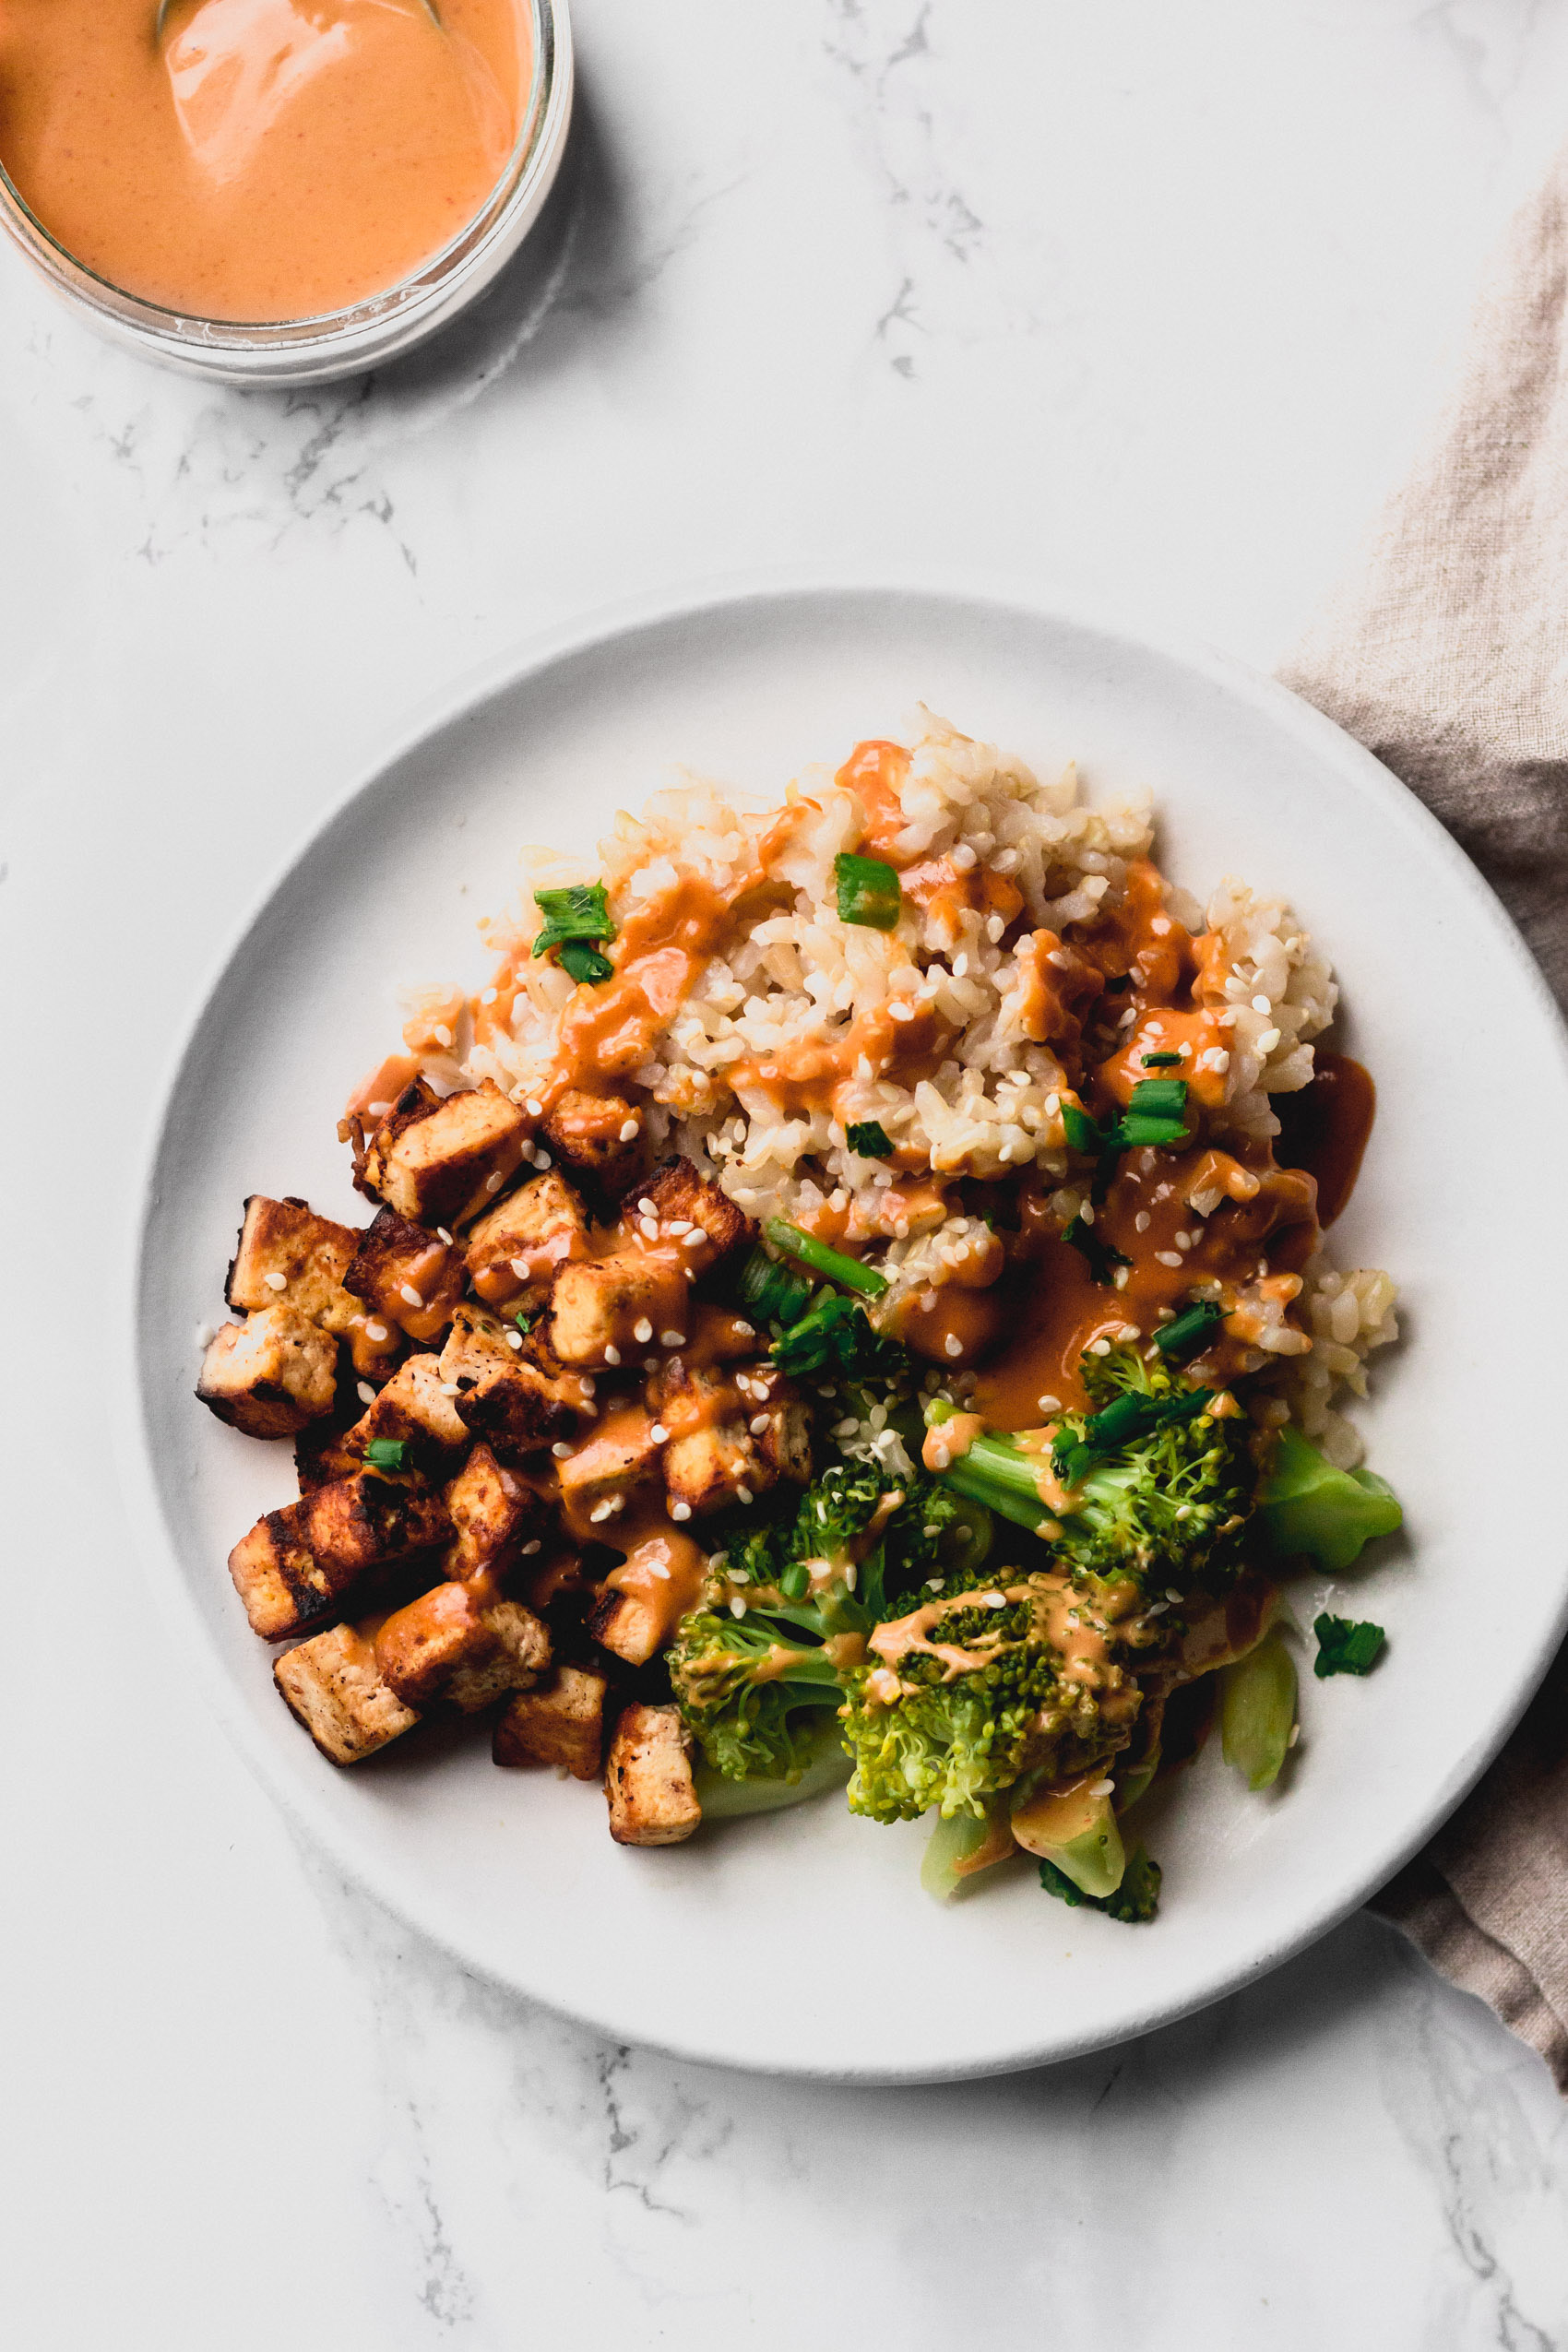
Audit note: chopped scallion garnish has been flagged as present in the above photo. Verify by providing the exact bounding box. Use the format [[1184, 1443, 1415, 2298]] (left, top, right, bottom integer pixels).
[[532, 883, 616, 977], [764, 1217, 889, 1298], [846, 1119, 894, 1159], [1063, 1214, 1131, 1288], [1141, 1051, 1182, 1067], [737, 1244, 814, 1327], [1313, 1613, 1387, 1678], [362, 1438, 410, 1471], [556, 938, 614, 984], [834, 852, 902, 932], [1153, 1301, 1223, 1361]]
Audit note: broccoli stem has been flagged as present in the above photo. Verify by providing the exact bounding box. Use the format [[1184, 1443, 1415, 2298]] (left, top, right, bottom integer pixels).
[[765, 1218, 889, 1299], [925, 1399, 1052, 1532], [1260, 1425, 1402, 1573], [1220, 1629, 1298, 1791], [695, 1722, 852, 1818], [920, 1796, 1016, 1901], [1012, 1783, 1126, 1897]]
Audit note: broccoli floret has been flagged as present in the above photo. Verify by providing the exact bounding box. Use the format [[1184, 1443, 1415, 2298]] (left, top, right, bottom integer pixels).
[[929, 1345, 1258, 1595], [770, 1290, 908, 1381], [1260, 1425, 1402, 1573], [666, 1610, 844, 1782], [840, 1572, 1138, 1823]]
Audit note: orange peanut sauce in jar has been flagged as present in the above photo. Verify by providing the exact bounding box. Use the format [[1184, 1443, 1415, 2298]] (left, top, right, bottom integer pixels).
[[0, 0, 528, 321]]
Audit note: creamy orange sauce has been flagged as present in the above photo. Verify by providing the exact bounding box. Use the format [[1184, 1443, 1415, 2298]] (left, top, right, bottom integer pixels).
[[0, 0, 526, 322], [603, 1520, 708, 1649], [867, 1573, 1141, 1722]]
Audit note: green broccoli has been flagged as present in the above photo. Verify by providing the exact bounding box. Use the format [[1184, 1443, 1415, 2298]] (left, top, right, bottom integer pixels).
[[1039, 1843, 1162, 1922], [1260, 1425, 1402, 1572], [665, 1610, 844, 1783], [769, 1289, 907, 1381]]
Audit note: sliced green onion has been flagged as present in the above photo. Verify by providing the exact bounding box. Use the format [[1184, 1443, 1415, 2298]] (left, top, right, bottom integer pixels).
[[1141, 1051, 1182, 1067], [737, 1244, 814, 1327], [557, 938, 614, 985], [764, 1218, 889, 1299], [1153, 1301, 1223, 1360], [1313, 1613, 1386, 1679], [834, 852, 902, 932], [532, 882, 615, 960], [514, 1310, 537, 1336], [1053, 1384, 1213, 1489], [1128, 1077, 1188, 1120], [845, 1120, 893, 1159], [1063, 1214, 1130, 1288], [1061, 1101, 1104, 1157], [362, 1438, 410, 1471]]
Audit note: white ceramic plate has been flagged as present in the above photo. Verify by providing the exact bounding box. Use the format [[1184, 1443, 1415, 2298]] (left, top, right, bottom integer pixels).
[[121, 578, 1568, 2082]]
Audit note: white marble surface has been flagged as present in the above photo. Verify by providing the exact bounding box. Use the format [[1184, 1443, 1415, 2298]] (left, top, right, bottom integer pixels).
[[4, 2, 1567, 2342]]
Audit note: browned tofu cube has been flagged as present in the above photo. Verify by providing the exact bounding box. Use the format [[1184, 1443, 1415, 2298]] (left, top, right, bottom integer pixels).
[[548, 1252, 690, 1369], [442, 1443, 545, 1580], [228, 1473, 452, 1639], [586, 1585, 668, 1669], [196, 1306, 338, 1439], [556, 1410, 663, 1537], [343, 1206, 466, 1345], [605, 1704, 701, 1846], [493, 1666, 608, 1779], [225, 1194, 399, 1382], [302, 1354, 469, 1486], [274, 1622, 421, 1763], [662, 1419, 765, 1517], [543, 1087, 644, 1181], [624, 1155, 754, 1266], [463, 1168, 589, 1312], [439, 1302, 579, 1456], [374, 1582, 550, 1711], [358, 1077, 529, 1229]]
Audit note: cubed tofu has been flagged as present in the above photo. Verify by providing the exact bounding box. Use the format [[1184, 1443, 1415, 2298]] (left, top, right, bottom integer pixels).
[[556, 1410, 663, 1536], [463, 1168, 589, 1311], [196, 1306, 338, 1438], [543, 1088, 643, 1181], [493, 1666, 608, 1778], [343, 1206, 466, 1345], [274, 1622, 420, 1764], [604, 1704, 701, 1846], [442, 1443, 544, 1580], [662, 1418, 765, 1517], [586, 1585, 667, 1669], [228, 1473, 452, 1639], [358, 1077, 529, 1229], [439, 1302, 579, 1456], [624, 1155, 754, 1265], [548, 1252, 690, 1369], [225, 1194, 399, 1381], [374, 1582, 551, 1711], [303, 1354, 469, 1486]]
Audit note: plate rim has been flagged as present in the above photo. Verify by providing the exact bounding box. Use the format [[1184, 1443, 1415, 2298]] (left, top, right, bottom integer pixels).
[[113, 565, 1568, 2082]]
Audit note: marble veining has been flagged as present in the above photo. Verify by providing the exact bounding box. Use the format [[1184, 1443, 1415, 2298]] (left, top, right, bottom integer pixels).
[[6, 3, 1568, 2345]]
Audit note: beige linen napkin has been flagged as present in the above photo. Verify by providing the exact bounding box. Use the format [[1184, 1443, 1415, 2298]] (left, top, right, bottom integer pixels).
[[1278, 157, 1568, 2089]]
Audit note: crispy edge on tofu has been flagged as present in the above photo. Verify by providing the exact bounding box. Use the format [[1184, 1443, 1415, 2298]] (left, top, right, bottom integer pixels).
[[303, 1353, 469, 1486], [463, 1168, 589, 1310], [654, 1360, 812, 1518], [557, 1410, 663, 1536], [196, 1306, 338, 1439], [228, 1473, 453, 1640], [585, 1586, 667, 1669], [493, 1666, 608, 1779], [626, 1155, 755, 1265], [442, 1443, 543, 1581], [274, 1622, 420, 1764], [343, 1206, 466, 1344], [224, 1194, 398, 1381], [374, 1582, 551, 1712], [605, 1704, 701, 1846], [439, 1301, 580, 1456], [358, 1077, 528, 1229], [543, 1087, 643, 1181], [548, 1252, 690, 1369]]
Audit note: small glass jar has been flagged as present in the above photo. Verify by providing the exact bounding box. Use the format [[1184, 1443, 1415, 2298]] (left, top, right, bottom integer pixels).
[[0, 0, 573, 387]]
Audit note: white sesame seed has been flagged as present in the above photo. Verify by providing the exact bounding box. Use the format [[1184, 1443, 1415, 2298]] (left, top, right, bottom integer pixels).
[[589, 1501, 616, 1523], [506, 1330, 523, 1350], [637, 1197, 657, 1216], [481, 987, 499, 1005], [365, 1321, 390, 1343], [434, 1024, 454, 1049], [522, 1538, 541, 1556], [639, 1217, 659, 1241], [436, 1227, 454, 1247], [944, 1335, 964, 1358], [661, 1331, 686, 1348], [671, 1502, 694, 1522], [749, 1414, 771, 1435], [682, 1229, 706, 1248], [526, 1099, 543, 1117], [633, 1318, 654, 1344], [736, 1485, 754, 1505], [729, 1596, 746, 1617], [355, 1381, 376, 1406], [888, 1001, 914, 1023], [398, 1283, 423, 1308], [439, 1382, 461, 1396], [1088, 1337, 1112, 1356], [367, 1100, 391, 1118], [1088, 1779, 1115, 1798], [264, 1270, 288, 1292], [1037, 1394, 1062, 1413], [1252, 994, 1272, 1015], [1155, 1250, 1184, 1268], [486, 1170, 504, 1193], [534, 1151, 552, 1170], [551, 1442, 573, 1458], [649, 1424, 671, 1444], [667, 1219, 692, 1235], [1257, 1027, 1281, 1053], [1134, 1211, 1151, 1232], [951, 842, 978, 872], [619, 1118, 640, 1143], [732, 1320, 754, 1337], [579, 1374, 596, 1396], [603, 1345, 621, 1366]]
